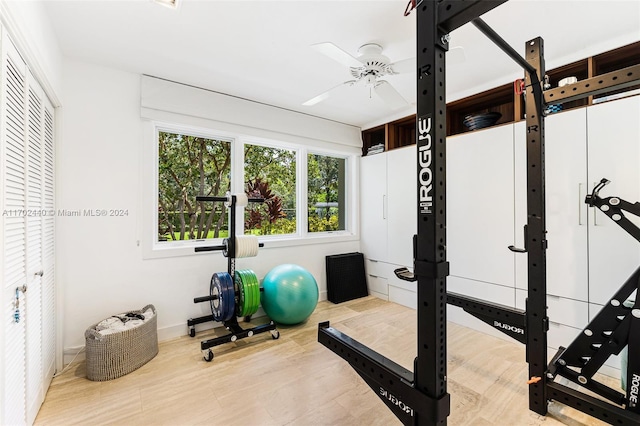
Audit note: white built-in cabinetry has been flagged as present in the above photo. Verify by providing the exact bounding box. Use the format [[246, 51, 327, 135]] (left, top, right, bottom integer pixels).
[[1, 28, 56, 425], [586, 96, 640, 307], [360, 95, 640, 373], [360, 146, 417, 308]]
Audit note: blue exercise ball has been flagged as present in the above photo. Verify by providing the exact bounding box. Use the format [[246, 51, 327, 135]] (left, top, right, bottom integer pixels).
[[261, 264, 319, 325]]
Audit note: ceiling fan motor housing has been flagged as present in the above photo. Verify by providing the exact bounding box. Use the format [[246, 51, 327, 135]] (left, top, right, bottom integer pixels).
[[351, 43, 394, 81]]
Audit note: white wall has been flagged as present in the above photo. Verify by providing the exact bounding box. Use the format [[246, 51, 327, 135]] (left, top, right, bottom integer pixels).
[[58, 59, 359, 352]]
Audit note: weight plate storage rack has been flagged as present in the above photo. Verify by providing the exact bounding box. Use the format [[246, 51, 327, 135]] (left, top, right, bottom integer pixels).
[[318, 1, 640, 424], [188, 193, 279, 362]]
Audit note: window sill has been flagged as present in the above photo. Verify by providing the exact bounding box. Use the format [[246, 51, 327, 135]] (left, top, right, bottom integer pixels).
[[142, 232, 358, 260]]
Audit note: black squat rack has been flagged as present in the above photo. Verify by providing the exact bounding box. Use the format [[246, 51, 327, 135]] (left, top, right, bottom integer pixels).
[[188, 192, 279, 362], [318, 0, 640, 424]]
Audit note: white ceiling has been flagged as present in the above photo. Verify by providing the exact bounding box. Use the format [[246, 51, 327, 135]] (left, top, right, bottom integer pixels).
[[43, 0, 639, 129]]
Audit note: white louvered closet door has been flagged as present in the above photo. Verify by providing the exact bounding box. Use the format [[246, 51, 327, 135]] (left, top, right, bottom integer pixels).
[[1, 29, 56, 426], [2, 31, 28, 426], [25, 69, 45, 424], [40, 94, 55, 408]]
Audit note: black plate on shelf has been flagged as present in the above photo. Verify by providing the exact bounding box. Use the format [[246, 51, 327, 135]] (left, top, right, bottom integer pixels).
[[463, 112, 502, 131]]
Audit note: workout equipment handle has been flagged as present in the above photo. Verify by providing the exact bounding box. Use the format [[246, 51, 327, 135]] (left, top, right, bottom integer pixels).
[[195, 245, 226, 252], [194, 294, 218, 303], [196, 195, 264, 203], [508, 224, 528, 253], [394, 267, 417, 282]]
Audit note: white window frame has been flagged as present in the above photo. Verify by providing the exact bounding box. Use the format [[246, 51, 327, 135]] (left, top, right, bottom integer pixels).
[[305, 149, 353, 237], [141, 120, 359, 259], [240, 135, 300, 240]]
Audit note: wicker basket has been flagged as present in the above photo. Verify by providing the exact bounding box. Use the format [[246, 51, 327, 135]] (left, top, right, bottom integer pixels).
[[85, 304, 158, 381]]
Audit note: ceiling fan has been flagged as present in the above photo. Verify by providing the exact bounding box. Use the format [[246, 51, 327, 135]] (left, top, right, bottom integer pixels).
[[303, 42, 414, 110]]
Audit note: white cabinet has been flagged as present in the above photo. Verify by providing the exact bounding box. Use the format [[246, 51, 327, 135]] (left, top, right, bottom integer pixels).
[[447, 123, 516, 289], [364, 258, 388, 299], [360, 153, 387, 262], [515, 108, 590, 305], [1, 30, 56, 425], [360, 146, 417, 304], [587, 96, 640, 306], [386, 147, 416, 268]]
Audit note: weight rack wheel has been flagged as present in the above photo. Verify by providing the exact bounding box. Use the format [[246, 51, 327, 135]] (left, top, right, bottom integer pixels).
[[203, 350, 214, 362]]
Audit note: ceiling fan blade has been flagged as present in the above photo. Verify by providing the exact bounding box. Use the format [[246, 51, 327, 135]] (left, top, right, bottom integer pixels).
[[390, 57, 415, 74], [312, 42, 362, 68], [374, 80, 409, 110], [303, 81, 356, 106]]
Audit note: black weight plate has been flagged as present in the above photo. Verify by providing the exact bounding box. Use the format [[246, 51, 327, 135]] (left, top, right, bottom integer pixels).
[[209, 273, 224, 321], [219, 272, 235, 322]]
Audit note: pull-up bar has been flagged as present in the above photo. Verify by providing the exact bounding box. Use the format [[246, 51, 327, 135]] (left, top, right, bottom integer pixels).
[[471, 17, 537, 76]]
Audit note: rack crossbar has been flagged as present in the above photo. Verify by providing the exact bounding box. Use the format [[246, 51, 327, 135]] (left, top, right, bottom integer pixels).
[[437, 0, 507, 33], [544, 64, 640, 105]]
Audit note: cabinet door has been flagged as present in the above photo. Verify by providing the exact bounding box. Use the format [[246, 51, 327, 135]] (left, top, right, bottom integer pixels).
[[386, 146, 416, 267], [447, 124, 515, 288], [587, 96, 640, 305], [360, 153, 387, 261], [546, 109, 588, 302]]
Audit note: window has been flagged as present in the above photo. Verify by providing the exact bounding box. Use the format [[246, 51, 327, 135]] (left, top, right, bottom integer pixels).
[[307, 154, 346, 232], [148, 122, 357, 257], [157, 131, 231, 242], [244, 143, 297, 236]]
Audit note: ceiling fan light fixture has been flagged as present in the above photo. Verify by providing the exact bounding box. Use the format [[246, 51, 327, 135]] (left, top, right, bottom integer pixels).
[[152, 0, 180, 10]]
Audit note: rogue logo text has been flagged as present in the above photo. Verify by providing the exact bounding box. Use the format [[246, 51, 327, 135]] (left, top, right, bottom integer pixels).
[[418, 115, 433, 215], [494, 321, 525, 335], [379, 387, 414, 416], [629, 373, 640, 408]]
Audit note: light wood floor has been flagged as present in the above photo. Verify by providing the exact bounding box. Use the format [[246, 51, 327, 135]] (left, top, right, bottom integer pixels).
[[36, 297, 621, 425]]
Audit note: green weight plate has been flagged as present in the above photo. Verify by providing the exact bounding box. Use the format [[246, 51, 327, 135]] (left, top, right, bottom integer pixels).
[[244, 270, 257, 316], [236, 270, 251, 317], [244, 271, 255, 317], [237, 270, 249, 315], [247, 270, 260, 316]]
